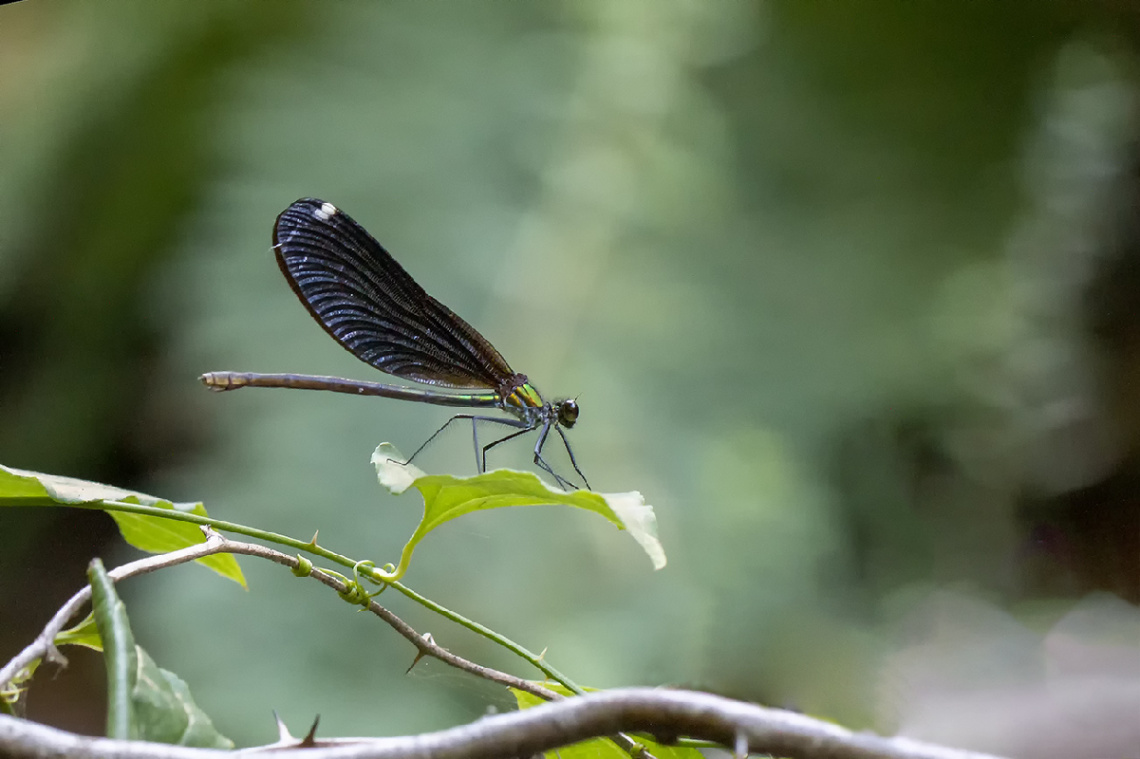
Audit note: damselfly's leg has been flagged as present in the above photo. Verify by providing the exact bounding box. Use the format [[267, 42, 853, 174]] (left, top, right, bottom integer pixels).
[[480, 423, 536, 473], [532, 421, 576, 491], [406, 414, 527, 474], [465, 416, 527, 472], [555, 424, 590, 490], [467, 419, 581, 489], [471, 417, 479, 471], [404, 414, 473, 466], [405, 414, 516, 468]]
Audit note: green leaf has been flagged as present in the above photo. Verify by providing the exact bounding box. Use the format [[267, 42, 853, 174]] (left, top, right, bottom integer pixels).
[[55, 612, 103, 652], [87, 558, 233, 748], [89, 558, 136, 739], [0, 465, 245, 587], [511, 685, 701, 759], [372, 443, 666, 580], [132, 649, 235, 749]]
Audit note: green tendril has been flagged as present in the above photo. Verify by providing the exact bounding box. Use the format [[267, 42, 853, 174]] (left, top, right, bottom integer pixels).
[[335, 560, 391, 607], [337, 581, 371, 606], [292, 556, 313, 577]]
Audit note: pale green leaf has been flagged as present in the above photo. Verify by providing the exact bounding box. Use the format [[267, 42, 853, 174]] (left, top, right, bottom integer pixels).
[[54, 612, 103, 652], [372, 443, 665, 580]]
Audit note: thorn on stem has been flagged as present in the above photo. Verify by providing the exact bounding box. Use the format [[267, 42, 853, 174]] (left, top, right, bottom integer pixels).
[[734, 729, 748, 758], [301, 715, 320, 747]]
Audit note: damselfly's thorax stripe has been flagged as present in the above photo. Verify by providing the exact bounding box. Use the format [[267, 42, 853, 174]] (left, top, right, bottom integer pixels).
[[498, 374, 543, 410]]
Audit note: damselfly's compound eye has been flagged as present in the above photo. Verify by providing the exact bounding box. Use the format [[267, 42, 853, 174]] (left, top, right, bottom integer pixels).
[[558, 399, 579, 428]]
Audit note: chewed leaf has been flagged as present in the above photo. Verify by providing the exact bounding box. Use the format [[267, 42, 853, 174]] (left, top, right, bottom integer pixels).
[[372, 443, 665, 580], [0, 465, 245, 587], [604, 491, 667, 571], [372, 445, 427, 494]]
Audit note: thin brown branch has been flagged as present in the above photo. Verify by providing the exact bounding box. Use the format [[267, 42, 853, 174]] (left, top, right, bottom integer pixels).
[[216, 539, 560, 702], [216, 542, 656, 759], [0, 530, 556, 704], [1, 532, 654, 757]]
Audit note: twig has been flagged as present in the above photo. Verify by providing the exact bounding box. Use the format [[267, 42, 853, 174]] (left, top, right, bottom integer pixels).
[[216, 539, 561, 702], [0, 530, 555, 704], [0, 687, 1010, 759], [0, 536, 1008, 759], [216, 542, 654, 759], [64, 501, 592, 701], [0, 532, 651, 758], [388, 581, 584, 693], [0, 528, 229, 691]]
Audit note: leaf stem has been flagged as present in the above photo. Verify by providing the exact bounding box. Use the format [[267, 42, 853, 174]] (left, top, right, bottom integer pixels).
[[387, 581, 586, 696], [91, 500, 355, 567]]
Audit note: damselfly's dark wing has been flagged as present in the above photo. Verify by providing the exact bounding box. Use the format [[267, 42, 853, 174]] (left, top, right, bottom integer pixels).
[[273, 198, 517, 389]]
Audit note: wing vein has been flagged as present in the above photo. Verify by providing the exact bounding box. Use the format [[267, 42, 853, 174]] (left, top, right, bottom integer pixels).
[[272, 198, 519, 390]]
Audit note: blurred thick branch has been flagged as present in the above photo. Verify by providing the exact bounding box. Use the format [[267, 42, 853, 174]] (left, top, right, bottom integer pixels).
[[0, 688, 1007, 759]]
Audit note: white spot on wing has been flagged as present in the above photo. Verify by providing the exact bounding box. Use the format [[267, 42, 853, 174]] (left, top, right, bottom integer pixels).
[[314, 202, 337, 221]]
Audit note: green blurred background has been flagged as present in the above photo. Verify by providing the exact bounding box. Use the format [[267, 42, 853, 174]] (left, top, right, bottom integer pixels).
[[2, 2, 1138, 756]]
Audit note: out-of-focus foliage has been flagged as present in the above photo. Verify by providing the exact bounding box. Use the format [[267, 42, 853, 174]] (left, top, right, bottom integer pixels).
[[1, 1, 1138, 756]]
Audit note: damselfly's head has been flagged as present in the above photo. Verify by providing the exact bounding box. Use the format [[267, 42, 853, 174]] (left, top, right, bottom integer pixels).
[[556, 398, 579, 428]]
